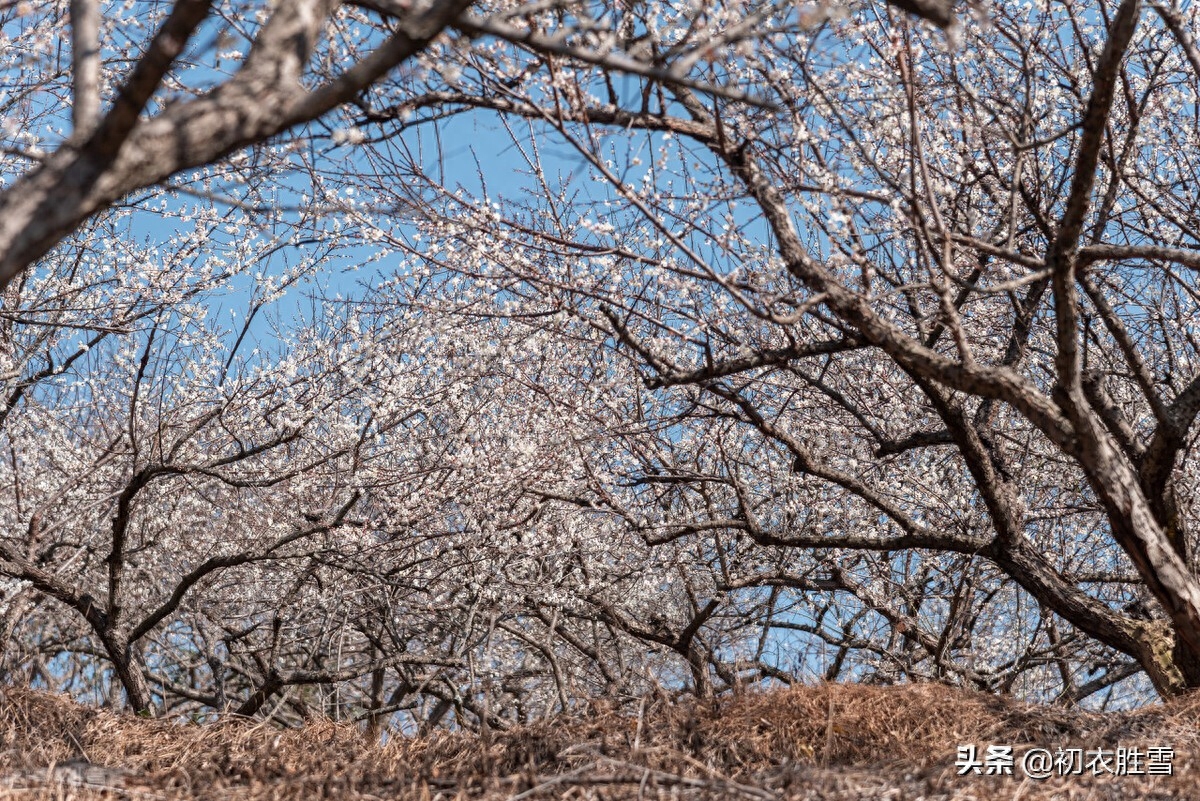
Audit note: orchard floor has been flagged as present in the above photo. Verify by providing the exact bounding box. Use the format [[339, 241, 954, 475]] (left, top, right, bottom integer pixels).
[[0, 681, 1195, 800]]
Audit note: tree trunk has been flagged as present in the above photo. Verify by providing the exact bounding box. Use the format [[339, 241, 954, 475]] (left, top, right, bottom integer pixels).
[[102, 638, 153, 715]]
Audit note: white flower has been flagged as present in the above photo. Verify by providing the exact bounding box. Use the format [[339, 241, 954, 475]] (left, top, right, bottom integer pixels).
[[331, 127, 366, 145]]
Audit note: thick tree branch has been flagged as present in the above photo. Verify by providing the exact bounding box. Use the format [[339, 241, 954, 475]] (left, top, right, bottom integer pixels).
[[0, 0, 469, 288], [69, 0, 102, 137], [1048, 0, 1141, 409]]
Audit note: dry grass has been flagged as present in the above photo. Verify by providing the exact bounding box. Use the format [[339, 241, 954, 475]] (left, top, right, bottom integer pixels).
[[0, 682, 1196, 799]]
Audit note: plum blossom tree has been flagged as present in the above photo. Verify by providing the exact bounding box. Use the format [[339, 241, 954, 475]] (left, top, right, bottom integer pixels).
[[347, 0, 1200, 702], [0, 0, 820, 719], [15, 0, 1200, 729]]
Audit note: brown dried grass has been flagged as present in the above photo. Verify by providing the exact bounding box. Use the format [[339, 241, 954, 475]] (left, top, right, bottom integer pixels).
[[0, 682, 1196, 800]]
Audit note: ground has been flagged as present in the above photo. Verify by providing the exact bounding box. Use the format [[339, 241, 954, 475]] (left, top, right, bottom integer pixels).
[[0, 682, 1195, 799]]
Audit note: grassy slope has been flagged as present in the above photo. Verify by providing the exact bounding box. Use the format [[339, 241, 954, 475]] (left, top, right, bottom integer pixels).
[[0, 682, 1195, 799]]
